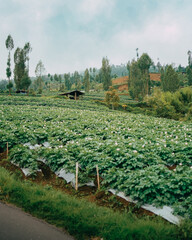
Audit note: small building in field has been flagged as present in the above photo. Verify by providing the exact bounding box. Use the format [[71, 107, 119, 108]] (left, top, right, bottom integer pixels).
[[15, 90, 27, 94], [59, 90, 85, 100]]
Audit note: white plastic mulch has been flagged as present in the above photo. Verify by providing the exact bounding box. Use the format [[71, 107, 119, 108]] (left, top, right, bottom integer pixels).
[[56, 168, 95, 187], [21, 142, 182, 225], [109, 189, 181, 225]]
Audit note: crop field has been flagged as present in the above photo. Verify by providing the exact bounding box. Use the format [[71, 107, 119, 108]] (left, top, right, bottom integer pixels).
[[0, 95, 192, 220]]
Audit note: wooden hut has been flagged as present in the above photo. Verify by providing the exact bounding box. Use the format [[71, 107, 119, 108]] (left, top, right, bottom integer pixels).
[[59, 90, 85, 100]]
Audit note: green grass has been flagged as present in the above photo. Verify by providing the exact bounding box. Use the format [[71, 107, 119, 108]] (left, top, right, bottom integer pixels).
[[0, 167, 190, 240]]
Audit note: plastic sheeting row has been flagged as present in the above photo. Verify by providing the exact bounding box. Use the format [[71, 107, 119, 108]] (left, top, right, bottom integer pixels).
[[21, 142, 181, 225]]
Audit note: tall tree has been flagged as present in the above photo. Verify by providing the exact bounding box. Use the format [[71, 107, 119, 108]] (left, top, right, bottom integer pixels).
[[186, 67, 192, 86], [5, 35, 14, 95], [136, 48, 139, 60], [156, 58, 162, 73], [14, 43, 32, 92], [35, 60, 46, 78], [23, 42, 32, 73], [161, 65, 180, 92], [128, 53, 152, 100], [20, 72, 31, 92], [74, 71, 81, 90], [64, 73, 71, 90], [22, 42, 32, 93], [187, 50, 192, 66], [53, 73, 60, 90], [14, 47, 25, 91], [128, 60, 143, 100], [54, 74, 59, 82], [101, 57, 112, 91], [186, 50, 192, 86], [35, 60, 46, 93], [95, 72, 102, 83], [93, 67, 96, 78], [137, 53, 152, 95], [83, 68, 90, 93], [58, 74, 62, 91]]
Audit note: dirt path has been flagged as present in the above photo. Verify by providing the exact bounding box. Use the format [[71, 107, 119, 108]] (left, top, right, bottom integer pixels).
[[0, 201, 74, 240]]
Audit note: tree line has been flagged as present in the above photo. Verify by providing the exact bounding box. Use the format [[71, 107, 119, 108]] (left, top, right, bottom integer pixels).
[[29, 57, 112, 94], [2, 35, 113, 94], [5, 35, 32, 94], [127, 52, 192, 101], [1, 35, 192, 98]]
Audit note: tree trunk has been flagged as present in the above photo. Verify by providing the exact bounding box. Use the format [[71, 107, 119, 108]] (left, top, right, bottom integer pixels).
[[8, 78, 11, 96]]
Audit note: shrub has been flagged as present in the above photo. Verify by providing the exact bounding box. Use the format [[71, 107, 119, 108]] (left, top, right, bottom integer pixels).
[[145, 87, 192, 120]]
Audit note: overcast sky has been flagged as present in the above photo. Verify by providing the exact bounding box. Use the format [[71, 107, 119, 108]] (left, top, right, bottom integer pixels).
[[0, 0, 192, 79]]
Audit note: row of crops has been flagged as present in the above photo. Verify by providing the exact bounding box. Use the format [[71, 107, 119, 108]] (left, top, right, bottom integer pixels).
[[0, 95, 192, 220], [0, 94, 109, 112]]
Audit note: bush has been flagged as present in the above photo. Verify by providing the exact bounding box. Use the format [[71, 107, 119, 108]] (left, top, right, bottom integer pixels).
[[145, 87, 192, 120]]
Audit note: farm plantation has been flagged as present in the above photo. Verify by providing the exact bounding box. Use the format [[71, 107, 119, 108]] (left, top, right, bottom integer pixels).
[[0, 94, 192, 239]]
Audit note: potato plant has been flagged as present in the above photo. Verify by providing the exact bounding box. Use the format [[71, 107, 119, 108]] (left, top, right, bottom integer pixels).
[[0, 95, 192, 219]]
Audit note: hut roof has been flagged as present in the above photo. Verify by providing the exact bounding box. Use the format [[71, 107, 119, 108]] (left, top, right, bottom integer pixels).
[[59, 90, 85, 96]]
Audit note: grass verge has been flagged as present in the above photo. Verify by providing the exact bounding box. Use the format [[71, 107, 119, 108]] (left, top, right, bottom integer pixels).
[[0, 167, 190, 240]]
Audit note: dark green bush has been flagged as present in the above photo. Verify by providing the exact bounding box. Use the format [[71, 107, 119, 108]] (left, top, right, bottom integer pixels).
[[145, 87, 192, 120]]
